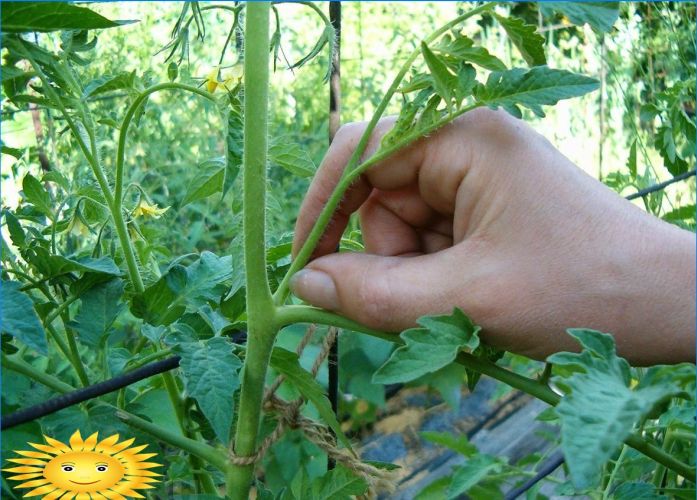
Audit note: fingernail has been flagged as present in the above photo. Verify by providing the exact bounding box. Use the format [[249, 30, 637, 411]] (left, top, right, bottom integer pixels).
[[290, 269, 340, 310]]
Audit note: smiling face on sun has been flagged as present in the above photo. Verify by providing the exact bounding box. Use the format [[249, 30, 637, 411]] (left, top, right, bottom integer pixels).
[[3, 430, 162, 498], [43, 451, 125, 493]]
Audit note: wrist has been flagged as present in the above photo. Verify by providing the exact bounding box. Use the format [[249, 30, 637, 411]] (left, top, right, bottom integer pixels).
[[601, 215, 695, 365]]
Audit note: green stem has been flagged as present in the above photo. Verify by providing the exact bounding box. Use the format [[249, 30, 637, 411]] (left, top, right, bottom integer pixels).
[[114, 82, 217, 293], [227, 4, 275, 499], [161, 369, 217, 493], [2, 353, 74, 394], [652, 428, 674, 487], [161, 371, 186, 427], [44, 323, 72, 365], [124, 348, 173, 370], [115, 410, 227, 472], [21, 39, 141, 295], [63, 323, 90, 387], [19, 47, 113, 207], [276, 304, 697, 484], [273, 3, 495, 304], [227, 333, 276, 498], [275, 305, 398, 343], [602, 444, 628, 499], [48, 293, 90, 387]]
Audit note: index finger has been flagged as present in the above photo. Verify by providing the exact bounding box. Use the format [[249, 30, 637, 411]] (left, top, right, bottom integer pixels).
[[292, 117, 426, 259]]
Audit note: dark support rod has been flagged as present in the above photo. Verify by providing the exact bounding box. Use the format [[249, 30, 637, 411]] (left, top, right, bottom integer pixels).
[[1, 356, 181, 430], [625, 169, 696, 200], [327, 0, 342, 471]]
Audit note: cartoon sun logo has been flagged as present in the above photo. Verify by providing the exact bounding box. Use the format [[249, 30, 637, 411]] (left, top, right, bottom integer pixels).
[[3, 430, 162, 499]]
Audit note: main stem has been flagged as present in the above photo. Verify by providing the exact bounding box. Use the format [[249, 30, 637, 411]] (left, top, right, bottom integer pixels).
[[227, 4, 275, 499]]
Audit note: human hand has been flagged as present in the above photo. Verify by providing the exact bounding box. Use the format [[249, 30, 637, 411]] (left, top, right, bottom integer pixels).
[[290, 108, 696, 365]]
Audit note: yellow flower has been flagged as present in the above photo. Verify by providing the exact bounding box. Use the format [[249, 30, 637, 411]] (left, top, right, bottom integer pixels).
[[133, 200, 169, 219], [205, 68, 220, 93], [204, 65, 244, 93], [67, 216, 90, 237]]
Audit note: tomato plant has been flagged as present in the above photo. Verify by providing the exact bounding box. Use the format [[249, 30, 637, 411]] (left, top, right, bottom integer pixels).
[[1, 2, 694, 499]]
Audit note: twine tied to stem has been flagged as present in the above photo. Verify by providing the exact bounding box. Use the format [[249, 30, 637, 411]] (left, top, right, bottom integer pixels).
[[229, 325, 395, 498]]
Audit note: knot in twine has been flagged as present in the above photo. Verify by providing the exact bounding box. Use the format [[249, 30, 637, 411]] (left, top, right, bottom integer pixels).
[[229, 326, 396, 498]]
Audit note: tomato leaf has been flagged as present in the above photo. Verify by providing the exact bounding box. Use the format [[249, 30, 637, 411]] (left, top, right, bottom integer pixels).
[[434, 33, 506, 72], [1, 2, 136, 33], [493, 14, 546, 67], [131, 252, 232, 325], [269, 139, 316, 178], [25, 247, 121, 279], [309, 465, 369, 499], [421, 41, 457, 112], [447, 454, 501, 498], [176, 337, 242, 443], [223, 92, 243, 197], [655, 124, 689, 176], [627, 139, 638, 178], [71, 279, 125, 347], [611, 482, 668, 500], [420, 431, 477, 457], [3, 211, 26, 248], [2, 143, 24, 159], [83, 71, 135, 98], [473, 66, 599, 118], [1, 281, 48, 355], [181, 158, 226, 207], [270, 347, 354, 453], [548, 329, 684, 488], [372, 308, 481, 384], [22, 173, 53, 220], [540, 2, 620, 34]]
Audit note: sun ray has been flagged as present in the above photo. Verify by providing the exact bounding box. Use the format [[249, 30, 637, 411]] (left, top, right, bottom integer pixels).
[[29, 442, 64, 455], [83, 432, 99, 451], [69, 430, 86, 451], [110, 483, 145, 498], [42, 489, 66, 500], [94, 434, 120, 454], [6, 432, 162, 498], [114, 444, 148, 458], [43, 435, 72, 453], [2, 465, 44, 473], [25, 483, 59, 496], [123, 461, 161, 470], [6, 458, 47, 466], [16, 450, 54, 460], [99, 490, 127, 500], [127, 475, 161, 484], [16, 478, 50, 488], [108, 438, 135, 454], [6, 473, 42, 481], [130, 453, 157, 461]]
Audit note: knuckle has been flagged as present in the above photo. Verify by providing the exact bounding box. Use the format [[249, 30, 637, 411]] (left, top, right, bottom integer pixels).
[[334, 121, 367, 146], [467, 106, 516, 130]]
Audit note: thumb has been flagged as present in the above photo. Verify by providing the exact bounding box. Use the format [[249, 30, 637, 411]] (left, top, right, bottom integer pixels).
[[289, 251, 459, 332]]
